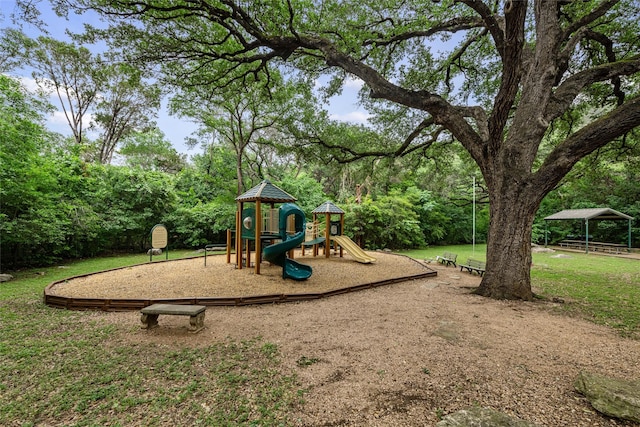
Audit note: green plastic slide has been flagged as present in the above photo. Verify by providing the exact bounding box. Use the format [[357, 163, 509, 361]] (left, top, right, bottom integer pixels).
[[262, 203, 312, 280]]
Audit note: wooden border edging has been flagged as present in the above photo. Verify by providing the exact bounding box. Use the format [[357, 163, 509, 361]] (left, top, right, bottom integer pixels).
[[44, 255, 436, 311]]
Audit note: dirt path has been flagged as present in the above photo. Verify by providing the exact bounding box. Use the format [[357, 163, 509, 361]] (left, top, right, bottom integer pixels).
[[80, 255, 640, 426]]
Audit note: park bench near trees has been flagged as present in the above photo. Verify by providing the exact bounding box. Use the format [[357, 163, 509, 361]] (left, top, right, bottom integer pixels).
[[436, 252, 458, 267], [459, 259, 486, 277]]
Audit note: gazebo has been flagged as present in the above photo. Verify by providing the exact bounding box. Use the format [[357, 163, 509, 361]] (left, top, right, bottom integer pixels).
[[544, 208, 634, 253], [311, 201, 345, 258], [235, 180, 297, 274]]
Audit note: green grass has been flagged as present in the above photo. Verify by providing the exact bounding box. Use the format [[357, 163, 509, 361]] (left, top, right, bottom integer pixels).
[[398, 244, 488, 263], [401, 245, 640, 337], [531, 251, 640, 337], [0, 250, 302, 426]]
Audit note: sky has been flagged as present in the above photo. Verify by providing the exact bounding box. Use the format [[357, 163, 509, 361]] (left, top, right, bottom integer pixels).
[[1, 0, 370, 156]]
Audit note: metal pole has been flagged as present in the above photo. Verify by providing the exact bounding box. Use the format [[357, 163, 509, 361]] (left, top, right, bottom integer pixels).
[[472, 176, 476, 256]]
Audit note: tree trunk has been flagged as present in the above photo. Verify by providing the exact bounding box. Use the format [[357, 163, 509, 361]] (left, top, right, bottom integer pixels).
[[475, 185, 539, 301], [236, 150, 243, 196]]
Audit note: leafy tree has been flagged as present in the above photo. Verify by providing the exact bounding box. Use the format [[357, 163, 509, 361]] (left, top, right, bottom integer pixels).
[[118, 128, 186, 173], [90, 165, 177, 251], [55, 0, 640, 300], [163, 201, 236, 248], [27, 36, 100, 146], [343, 190, 426, 250], [185, 145, 238, 204], [0, 75, 103, 267], [272, 171, 328, 216], [0, 74, 59, 268], [0, 28, 35, 73], [171, 73, 314, 195], [19, 35, 163, 163], [90, 62, 162, 164]]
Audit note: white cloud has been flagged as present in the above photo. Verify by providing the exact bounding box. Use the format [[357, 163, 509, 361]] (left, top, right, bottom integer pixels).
[[15, 75, 41, 93], [49, 110, 69, 125], [329, 110, 371, 124], [47, 110, 95, 134], [344, 75, 365, 90]]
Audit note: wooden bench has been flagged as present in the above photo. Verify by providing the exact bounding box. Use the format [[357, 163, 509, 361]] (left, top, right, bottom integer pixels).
[[140, 304, 206, 333], [460, 258, 486, 276], [436, 251, 458, 267]]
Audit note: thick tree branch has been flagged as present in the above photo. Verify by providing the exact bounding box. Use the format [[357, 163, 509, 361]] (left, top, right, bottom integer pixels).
[[294, 35, 486, 154], [458, 0, 506, 58], [546, 56, 640, 122], [535, 95, 640, 193], [441, 28, 488, 93], [561, 0, 620, 39], [363, 16, 484, 47], [488, 0, 527, 140], [584, 28, 626, 105]]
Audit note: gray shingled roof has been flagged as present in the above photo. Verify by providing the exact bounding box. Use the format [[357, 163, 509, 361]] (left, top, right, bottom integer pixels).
[[312, 201, 345, 214], [544, 208, 633, 221], [235, 180, 297, 202]]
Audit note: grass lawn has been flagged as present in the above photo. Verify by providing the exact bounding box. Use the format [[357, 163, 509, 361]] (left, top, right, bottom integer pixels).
[[401, 245, 640, 337], [0, 250, 302, 427], [1, 246, 638, 425]]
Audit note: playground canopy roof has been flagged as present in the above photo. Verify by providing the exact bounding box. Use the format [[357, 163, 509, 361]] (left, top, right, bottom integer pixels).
[[312, 201, 345, 214], [544, 208, 634, 221], [235, 180, 297, 203]]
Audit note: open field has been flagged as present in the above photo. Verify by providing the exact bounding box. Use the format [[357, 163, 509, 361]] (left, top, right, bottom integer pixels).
[[1, 247, 639, 426]]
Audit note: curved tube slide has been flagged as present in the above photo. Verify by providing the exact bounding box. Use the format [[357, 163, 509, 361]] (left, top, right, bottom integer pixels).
[[262, 203, 312, 280]]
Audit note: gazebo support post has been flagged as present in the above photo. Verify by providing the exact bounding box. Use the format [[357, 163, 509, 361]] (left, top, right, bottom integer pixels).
[[339, 216, 344, 257], [236, 204, 242, 269], [313, 213, 319, 257], [255, 200, 262, 274], [325, 212, 331, 258], [585, 219, 590, 254]]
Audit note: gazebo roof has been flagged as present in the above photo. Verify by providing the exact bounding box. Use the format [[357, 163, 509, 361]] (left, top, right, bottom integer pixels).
[[312, 201, 345, 214], [235, 180, 297, 203], [544, 208, 633, 221]]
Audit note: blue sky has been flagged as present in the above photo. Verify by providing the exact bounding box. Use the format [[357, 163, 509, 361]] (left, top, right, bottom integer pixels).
[[1, 0, 369, 156]]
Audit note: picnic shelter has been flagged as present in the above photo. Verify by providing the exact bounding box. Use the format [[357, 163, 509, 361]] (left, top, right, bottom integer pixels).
[[544, 208, 634, 253]]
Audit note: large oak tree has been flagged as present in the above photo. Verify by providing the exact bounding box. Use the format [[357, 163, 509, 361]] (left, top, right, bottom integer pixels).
[[48, 0, 640, 300]]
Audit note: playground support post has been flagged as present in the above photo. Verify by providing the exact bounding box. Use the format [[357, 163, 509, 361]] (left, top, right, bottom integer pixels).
[[256, 201, 262, 274], [235, 208, 242, 269]]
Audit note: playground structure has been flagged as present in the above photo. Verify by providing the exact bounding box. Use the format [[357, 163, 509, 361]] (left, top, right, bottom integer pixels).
[[233, 181, 375, 280], [303, 201, 376, 263], [234, 180, 311, 278]]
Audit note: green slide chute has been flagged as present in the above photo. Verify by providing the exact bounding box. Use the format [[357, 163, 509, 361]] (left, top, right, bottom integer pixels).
[[262, 203, 312, 280]]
